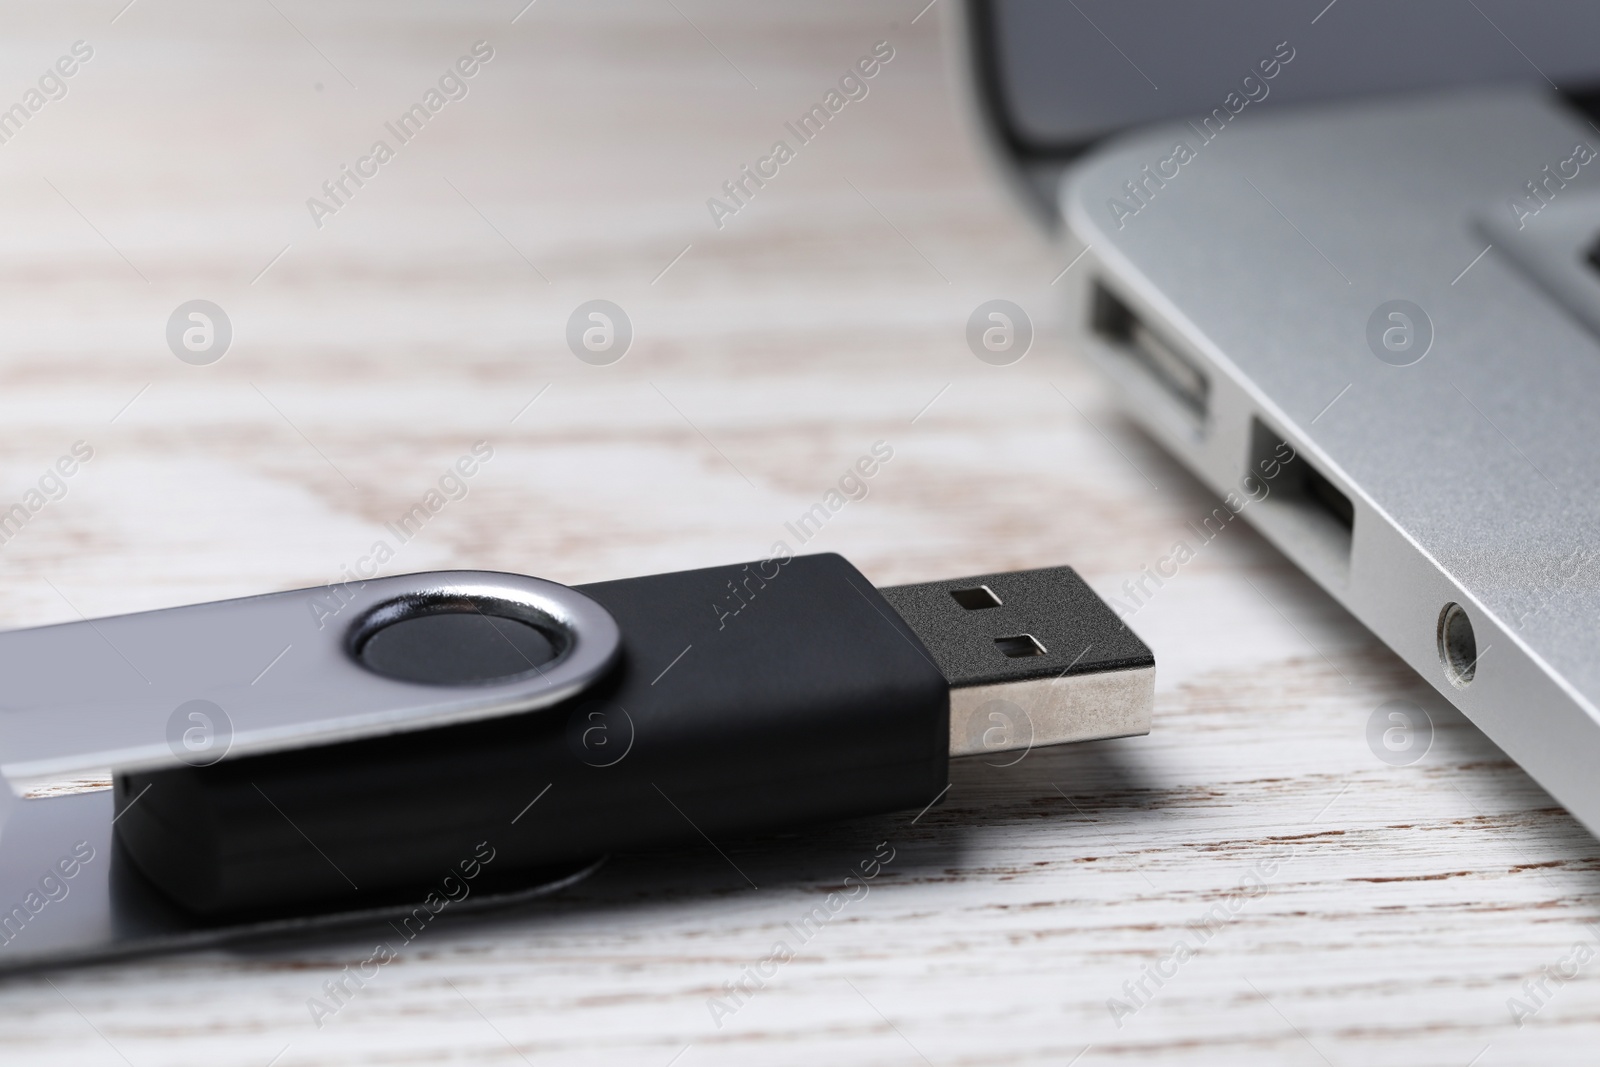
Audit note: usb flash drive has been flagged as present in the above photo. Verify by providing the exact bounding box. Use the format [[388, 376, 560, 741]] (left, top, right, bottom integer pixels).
[[111, 553, 1153, 917]]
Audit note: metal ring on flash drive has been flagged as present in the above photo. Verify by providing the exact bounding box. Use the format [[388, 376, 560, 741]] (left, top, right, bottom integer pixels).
[[347, 574, 615, 688]]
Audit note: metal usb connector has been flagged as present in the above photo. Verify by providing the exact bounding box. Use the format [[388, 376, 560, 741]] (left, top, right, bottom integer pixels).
[[880, 566, 1156, 758]]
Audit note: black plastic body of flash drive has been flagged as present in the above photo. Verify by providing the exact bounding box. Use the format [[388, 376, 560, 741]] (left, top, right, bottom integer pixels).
[[113, 553, 1152, 917], [115, 555, 946, 915]]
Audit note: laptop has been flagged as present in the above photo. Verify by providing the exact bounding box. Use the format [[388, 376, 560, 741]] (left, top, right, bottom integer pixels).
[[955, 1, 1600, 835]]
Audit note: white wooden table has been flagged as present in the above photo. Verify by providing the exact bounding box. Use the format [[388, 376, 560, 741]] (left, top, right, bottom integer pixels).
[[0, 2, 1595, 1064]]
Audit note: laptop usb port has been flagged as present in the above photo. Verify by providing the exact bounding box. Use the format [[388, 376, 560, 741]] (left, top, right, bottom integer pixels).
[[1090, 281, 1210, 420], [1248, 418, 1354, 579]]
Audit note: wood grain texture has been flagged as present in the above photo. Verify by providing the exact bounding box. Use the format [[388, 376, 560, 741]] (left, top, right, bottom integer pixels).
[[0, 2, 1596, 1065]]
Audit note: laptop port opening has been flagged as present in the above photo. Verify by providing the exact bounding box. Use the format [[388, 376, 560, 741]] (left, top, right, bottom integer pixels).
[[1090, 281, 1210, 421], [1248, 418, 1354, 580]]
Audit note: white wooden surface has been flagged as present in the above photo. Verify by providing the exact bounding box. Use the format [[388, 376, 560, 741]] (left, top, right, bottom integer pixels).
[[0, 3, 1596, 1064]]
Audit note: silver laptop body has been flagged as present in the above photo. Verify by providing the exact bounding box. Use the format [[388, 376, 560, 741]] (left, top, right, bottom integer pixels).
[[956, 1, 1600, 835]]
